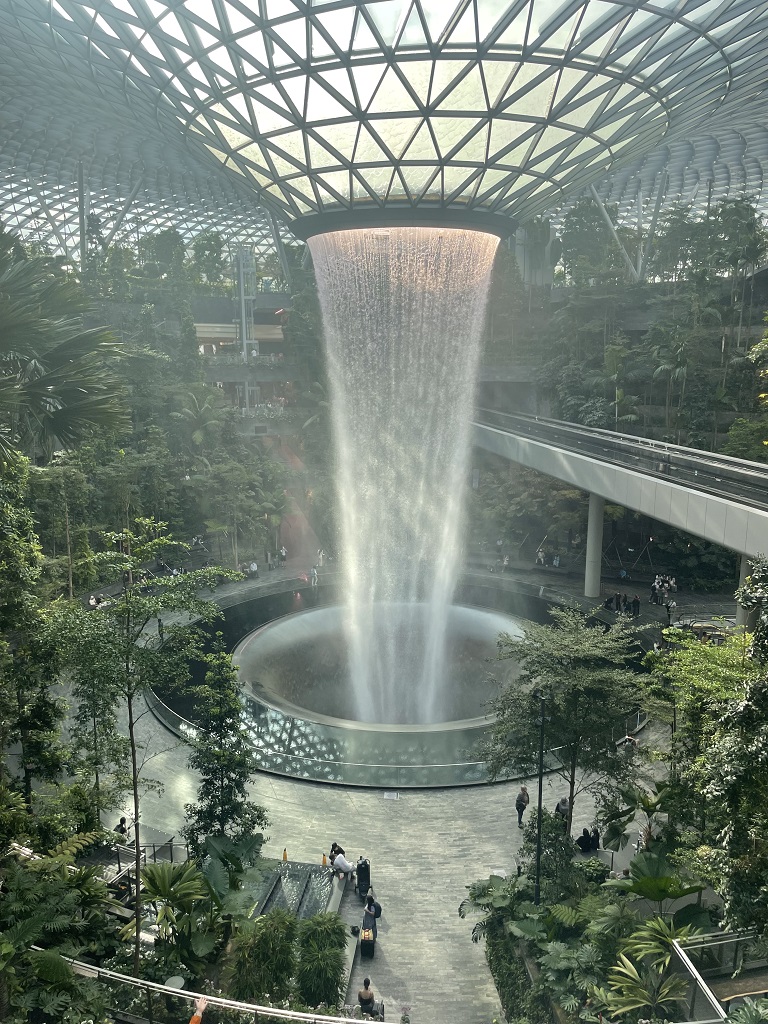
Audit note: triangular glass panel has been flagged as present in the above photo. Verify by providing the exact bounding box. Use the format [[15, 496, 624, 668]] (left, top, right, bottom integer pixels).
[[318, 68, 355, 107], [368, 117, 421, 159], [531, 11, 578, 54], [443, 164, 476, 193], [307, 135, 341, 170], [399, 61, 433, 105], [438, 64, 486, 112], [317, 6, 357, 53], [402, 119, 439, 161], [273, 17, 306, 61], [270, 42, 297, 68], [367, 2, 400, 45], [451, 123, 489, 162], [368, 66, 420, 114], [222, 1, 253, 35], [350, 64, 387, 110], [219, 123, 253, 150], [353, 11, 380, 52], [420, 0, 457, 44], [446, 4, 477, 46], [399, 164, 438, 199], [354, 124, 397, 162], [476, 168, 516, 200], [187, 0, 218, 29], [316, 170, 350, 201], [397, 4, 428, 48], [265, 0, 296, 19], [476, 0, 508, 42], [502, 72, 558, 118], [430, 115, 481, 157], [430, 60, 470, 105], [496, 8, 532, 49], [481, 59, 517, 108], [267, 129, 305, 162], [276, 75, 306, 118], [251, 98, 293, 134], [321, 121, 359, 162]]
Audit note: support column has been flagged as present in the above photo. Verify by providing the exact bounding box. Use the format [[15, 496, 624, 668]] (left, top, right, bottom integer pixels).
[[585, 493, 605, 599], [736, 553, 751, 628]]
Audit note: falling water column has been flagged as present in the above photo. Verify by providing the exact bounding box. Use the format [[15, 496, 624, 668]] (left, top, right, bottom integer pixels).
[[308, 227, 499, 724]]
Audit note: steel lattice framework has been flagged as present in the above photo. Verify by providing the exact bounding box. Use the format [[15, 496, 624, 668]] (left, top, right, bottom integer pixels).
[[2, 0, 768, 252]]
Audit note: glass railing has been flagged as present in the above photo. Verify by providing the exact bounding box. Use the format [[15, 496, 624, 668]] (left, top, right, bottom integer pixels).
[[475, 409, 768, 511]]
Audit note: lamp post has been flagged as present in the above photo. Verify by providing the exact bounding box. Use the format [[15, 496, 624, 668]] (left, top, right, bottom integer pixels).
[[534, 689, 547, 906]]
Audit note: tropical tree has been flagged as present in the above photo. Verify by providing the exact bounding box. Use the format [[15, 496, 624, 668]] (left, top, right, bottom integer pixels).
[[49, 520, 238, 974], [182, 642, 269, 858], [0, 226, 128, 460], [485, 606, 649, 832]]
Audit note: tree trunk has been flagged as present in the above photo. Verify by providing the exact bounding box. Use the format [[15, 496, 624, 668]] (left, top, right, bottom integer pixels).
[[566, 748, 578, 835], [64, 495, 74, 600]]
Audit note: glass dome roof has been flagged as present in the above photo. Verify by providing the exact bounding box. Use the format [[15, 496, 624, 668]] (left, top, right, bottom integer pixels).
[[2, 0, 768, 246]]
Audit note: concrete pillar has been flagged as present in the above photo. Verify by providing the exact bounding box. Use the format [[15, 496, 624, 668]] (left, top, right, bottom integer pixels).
[[736, 553, 751, 628], [585, 492, 605, 599]]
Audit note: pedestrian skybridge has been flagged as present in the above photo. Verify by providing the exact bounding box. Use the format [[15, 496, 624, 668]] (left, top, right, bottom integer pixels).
[[472, 410, 768, 597]]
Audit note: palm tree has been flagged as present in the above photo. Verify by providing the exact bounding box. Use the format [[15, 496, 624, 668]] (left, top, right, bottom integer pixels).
[[0, 226, 128, 460]]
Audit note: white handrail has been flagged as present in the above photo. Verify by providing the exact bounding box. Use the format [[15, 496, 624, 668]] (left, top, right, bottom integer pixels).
[[63, 954, 360, 1023]]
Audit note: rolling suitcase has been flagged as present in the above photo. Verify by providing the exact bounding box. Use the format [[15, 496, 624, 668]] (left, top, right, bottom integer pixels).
[[360, 927, 375, 959], [356, 857, 371, 899]]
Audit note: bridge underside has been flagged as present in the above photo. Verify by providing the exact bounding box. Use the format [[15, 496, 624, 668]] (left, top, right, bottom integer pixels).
[[473, 422, 768, 606]]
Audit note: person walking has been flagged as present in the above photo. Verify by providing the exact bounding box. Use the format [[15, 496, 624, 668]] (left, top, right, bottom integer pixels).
[[515, 785, 530, 828]]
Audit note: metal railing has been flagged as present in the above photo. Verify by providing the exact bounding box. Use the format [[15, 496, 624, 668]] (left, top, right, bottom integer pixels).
[[475, 409, 768, 511], [61, 955, 363, 1023]]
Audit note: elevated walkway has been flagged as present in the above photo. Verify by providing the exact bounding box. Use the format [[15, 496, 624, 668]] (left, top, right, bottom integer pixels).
[[473, 409, 768, 558]]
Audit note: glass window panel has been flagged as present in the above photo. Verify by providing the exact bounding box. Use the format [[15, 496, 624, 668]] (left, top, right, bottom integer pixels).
[[317, 169, 350, 198], [320, 120, 359, 160], [488, 118, 535, 159], [438, 64, 486, 112], [353, 12, 380, 51], [398, 5, 428, 47], [319, 67, 354, 103], [403, 119, 438, 160], [354, 124, 396, 161], [557, 86, 608, 128], [533, 11, 578, 53], [430, 114, 480, 155], [367, 1, 405, 46], [350, 63, 387, 108], [420, 0, 459, 44], [219, 123, 253, 149], [223, 2, 254, 35], [446, 4, 477, 45], [398, 60, 432, 104], [306, 78, 351, 119], [451, 123, 489, 161], [502, 71, 558, 117], [271, 41, 298, 67], [208, 45, 237, 77], [476, 167, 515, 197], [399, 163, 438, 195], [321, 7, 357, 52], [442, 164, 475, 191], [481, 59, 516, 107], [369, 116, 421, 158], [251, 98, 293, 132], [196, 27, 219, 49], [307, 135, 340, 168], [186, 0, 218, 28], [266, 0, 297, 19], [357, 166, 393, 194], [476, 0, 511, 42], [277, 74, 306, 115], [429, 59, 469, 103], [310, 22, 333, 57], [368, 65, 419, 113]]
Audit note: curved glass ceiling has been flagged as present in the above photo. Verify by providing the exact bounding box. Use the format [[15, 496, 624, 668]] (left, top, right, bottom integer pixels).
[[2, 0, 768, 248]]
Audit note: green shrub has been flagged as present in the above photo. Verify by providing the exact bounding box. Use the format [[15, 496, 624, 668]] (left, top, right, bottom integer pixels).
[[228, 908, 297, 1003], [486, 922, 554, 1024], [295, 913, 347, 1008]]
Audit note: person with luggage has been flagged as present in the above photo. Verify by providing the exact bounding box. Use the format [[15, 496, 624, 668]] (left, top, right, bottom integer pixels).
[[363, 893, 382, 937]]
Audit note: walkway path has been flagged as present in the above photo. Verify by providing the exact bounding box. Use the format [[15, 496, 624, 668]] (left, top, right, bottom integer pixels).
[[126, 569, 737, 1024]]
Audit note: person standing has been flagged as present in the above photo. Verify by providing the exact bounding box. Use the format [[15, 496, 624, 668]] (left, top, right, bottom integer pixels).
[[631, 594, 641, 617], [280, 545, 287, 565], [311, 565, 318, 588], [554, 796, 569, 830], [515, 785, 530, 828], [665, 599, 677, 625]]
